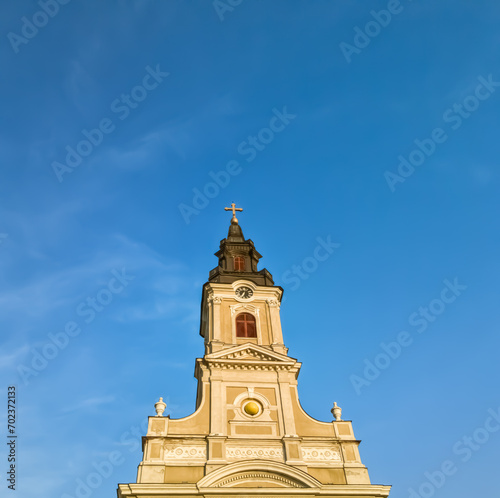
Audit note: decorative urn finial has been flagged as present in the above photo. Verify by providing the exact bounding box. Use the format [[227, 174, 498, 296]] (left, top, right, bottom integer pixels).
[[331, 401, 342, 421], [154, 397, 167, 417]]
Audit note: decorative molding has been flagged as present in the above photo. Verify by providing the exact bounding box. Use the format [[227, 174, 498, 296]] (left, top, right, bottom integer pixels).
[[206, 345, 292, 360], [230, 388, 273, 423], [226, 446, 283, 460], [207, 295, 222, 304], [230, 280, 258, 291], [205, 345, 297, 371], [301, 447, 341, 462], [214, 472, 302, 488], [217, 347, 277, 362], [230, 303, 259, 317], [163, 445, 206, 460], [197, 459, 322, 489], [230, 304, 261, 345], [211, 362, 294, 371], [266, 298, 280, 309]]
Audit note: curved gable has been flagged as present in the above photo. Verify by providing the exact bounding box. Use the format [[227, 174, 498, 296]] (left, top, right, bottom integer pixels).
[[197, 460, 321, 489]]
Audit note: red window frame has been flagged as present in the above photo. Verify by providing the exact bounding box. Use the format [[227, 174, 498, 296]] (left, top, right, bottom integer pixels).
[[234, 256, 245, 271], [236, 313, 257, 338]]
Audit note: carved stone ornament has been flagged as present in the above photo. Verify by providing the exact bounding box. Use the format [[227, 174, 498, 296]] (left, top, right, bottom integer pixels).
[[266, 298, 280, 308], [163, 445, 206, 460], [226, 446, 283, 460], [301, 447, 341, 461], [214, 472, 301, 488], [221, 348, 274, 361], [211, 362, 293, 371], [154, 397, 166, 417], [331, 401, 342, 421], [230, 304, 259, 317]]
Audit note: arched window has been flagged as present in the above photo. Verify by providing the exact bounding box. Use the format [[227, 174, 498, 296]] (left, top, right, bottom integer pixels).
[[234, 256, 245, 271], [236, 313, 257, 338]]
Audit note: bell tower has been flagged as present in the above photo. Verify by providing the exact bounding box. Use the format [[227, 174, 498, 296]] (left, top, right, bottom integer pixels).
[[201, 203, 285, 356], [117, 206, 391, 498]]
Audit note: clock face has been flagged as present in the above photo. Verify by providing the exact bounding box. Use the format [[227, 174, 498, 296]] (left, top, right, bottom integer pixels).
[[235, 286, 253, 299]]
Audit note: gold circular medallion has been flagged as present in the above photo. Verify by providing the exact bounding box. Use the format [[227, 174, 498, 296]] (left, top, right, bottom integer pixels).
[[243, 401, 260, 416]]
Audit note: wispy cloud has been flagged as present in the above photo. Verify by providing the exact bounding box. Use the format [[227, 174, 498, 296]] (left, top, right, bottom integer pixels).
[[62, 395, 116, 413], [0, 344, 30, 369], [0, 206, 188, 305], [63, 59, 99, 117]]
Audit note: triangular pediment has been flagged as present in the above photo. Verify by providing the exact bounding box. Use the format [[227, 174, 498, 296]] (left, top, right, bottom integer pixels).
[[205, 344, 296, 364]]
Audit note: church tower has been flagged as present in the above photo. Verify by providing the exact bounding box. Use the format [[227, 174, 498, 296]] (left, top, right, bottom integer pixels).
[[117, 205, 391, 497]]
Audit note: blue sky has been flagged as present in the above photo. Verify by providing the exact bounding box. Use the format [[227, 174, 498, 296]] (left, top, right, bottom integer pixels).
[[1, 1, 500, 497]]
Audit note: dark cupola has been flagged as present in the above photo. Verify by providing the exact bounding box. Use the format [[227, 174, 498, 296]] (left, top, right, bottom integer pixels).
[[208, 204, 274, 286]]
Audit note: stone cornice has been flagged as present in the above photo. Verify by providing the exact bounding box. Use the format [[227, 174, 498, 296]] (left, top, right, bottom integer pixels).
[[205, 343, 295, 362], [208, 361, 298, 371], [205, 281, 283, 300], [119, 483, 392, 496], [201, 344, 299, 372]]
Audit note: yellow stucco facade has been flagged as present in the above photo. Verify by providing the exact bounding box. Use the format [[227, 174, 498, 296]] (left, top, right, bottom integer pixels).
[[116, 217, 391, 498]]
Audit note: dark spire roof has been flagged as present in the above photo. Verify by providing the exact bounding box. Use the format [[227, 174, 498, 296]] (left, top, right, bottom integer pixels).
[[227, 218, 245, 242], [208, 217, 274, 286]]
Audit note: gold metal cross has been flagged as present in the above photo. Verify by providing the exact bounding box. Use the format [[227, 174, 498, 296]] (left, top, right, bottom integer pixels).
[[225, 203, 243, 223]]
